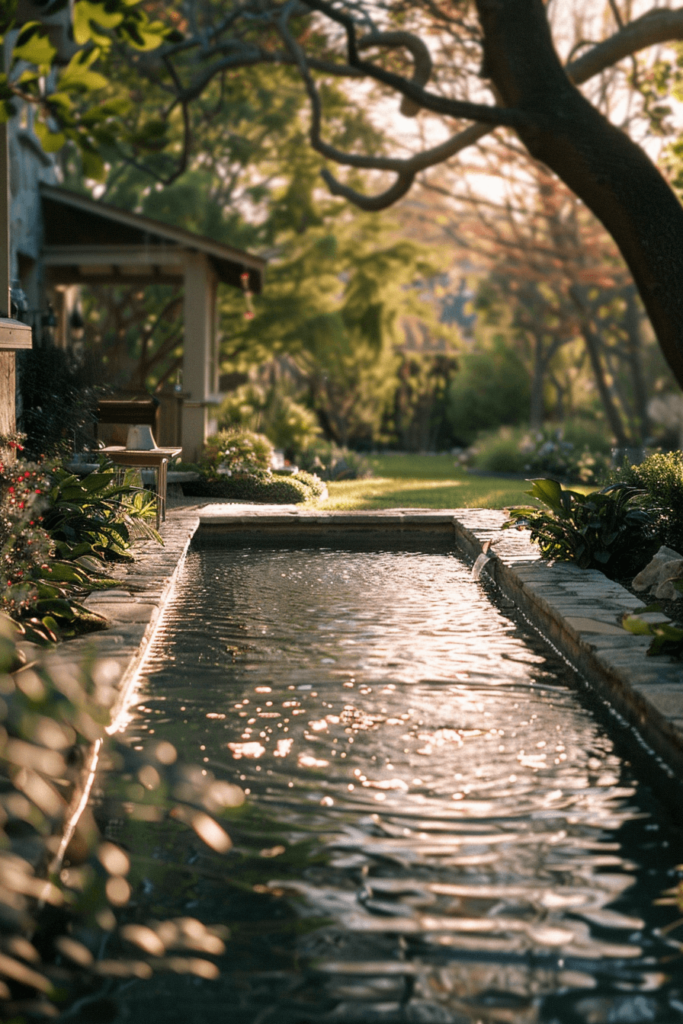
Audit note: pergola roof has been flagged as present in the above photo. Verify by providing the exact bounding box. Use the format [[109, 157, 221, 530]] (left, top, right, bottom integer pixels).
[[40, 184, 265, 292]]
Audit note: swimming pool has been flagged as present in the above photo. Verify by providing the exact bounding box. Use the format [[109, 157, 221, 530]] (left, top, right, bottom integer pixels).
[[102, 543, 683, 1023]]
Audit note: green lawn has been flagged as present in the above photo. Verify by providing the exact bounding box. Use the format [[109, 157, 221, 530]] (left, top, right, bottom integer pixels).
[[319, 453, 537, 510]]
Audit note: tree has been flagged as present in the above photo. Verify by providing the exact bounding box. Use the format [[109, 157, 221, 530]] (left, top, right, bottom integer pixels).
[[8, 1, 683, 389], [406, 142, 669, 443], [217, 205, 454, 446]]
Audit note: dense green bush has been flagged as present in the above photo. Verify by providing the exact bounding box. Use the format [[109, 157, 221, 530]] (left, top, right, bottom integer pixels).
[[470, 421, 612, 484], [469, 427, 528, 474], [296, 439, 372, 480], [288, 470, 327, 498], [613, 451, 683, 553], [183, 470, 314, 503], [446, 339, 530, 445], [184, 431, 324, 503], [201, 429, 273, 478], [505, 478, 658, 579], [219, 384, 321, 457]]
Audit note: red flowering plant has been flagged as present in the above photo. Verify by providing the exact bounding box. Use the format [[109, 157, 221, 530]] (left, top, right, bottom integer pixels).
[[0, 438, 118, 642], [0, 435, 55, 628]]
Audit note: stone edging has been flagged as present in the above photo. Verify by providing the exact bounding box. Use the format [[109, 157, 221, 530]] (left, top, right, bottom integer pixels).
[[37, 508, 201, 727], [36, 501, 683, 785]]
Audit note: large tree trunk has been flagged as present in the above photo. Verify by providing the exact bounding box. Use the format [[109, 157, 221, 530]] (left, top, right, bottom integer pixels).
[[580, 321, 629, 447], [623, 286, 651, 443], [476, 0, 683, 389], [529, 332, 545, 430]]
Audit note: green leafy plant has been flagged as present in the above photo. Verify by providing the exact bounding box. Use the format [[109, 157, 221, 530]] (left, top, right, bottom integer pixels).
[[296, 439, 372, 481], [200, 429, 273, 480], [43, 463, 160, 562], [505, 478, 658, 578], [469, 422, 612, 484], [446, 338, 531, 445], [183, 469, 315, 504], [613, 451, 683, 553], [289, 470, 327, 499], [622, 602, 683, 657], [219, 383, 322, 458], [185, 430, 325, 503], [1, 443, 161, 642]]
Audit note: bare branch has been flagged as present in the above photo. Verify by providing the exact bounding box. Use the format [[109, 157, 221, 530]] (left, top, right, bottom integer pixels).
[[321, 167, 415, 210], [567, 7, 683, 85], [301, 0, 527, 126], [357, 30, 432, 116]]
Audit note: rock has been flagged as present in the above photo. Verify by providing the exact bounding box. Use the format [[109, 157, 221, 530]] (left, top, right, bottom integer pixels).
[[653, 560, 683, 600], [632, 545, 683, 592]]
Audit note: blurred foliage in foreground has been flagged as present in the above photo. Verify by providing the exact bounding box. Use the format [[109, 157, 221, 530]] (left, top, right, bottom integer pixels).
[[0, 611, 313, 1019]]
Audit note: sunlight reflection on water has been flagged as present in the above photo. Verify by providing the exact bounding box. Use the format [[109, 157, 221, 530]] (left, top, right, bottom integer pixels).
[[118, 546, 683, 1024]]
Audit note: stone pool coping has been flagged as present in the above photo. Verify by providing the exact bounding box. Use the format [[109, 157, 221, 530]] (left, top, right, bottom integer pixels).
[[40, 501, 683, 783]]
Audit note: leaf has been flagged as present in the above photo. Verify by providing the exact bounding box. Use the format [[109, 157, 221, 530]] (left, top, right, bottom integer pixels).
[[12, 23, 56, 67], [34, 120, 66, 153], [36, 598, 75, 621], [40, 615, 60, 638], [526, 478, 564, 513], [622, 613, 654, 637], [59, 47, 108, 92], [39, 562, 87, 584], [80, 146, 105, 180], [73, 0, 124, 46]]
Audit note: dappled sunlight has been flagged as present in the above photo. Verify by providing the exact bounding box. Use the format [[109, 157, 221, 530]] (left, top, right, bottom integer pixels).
[[323, 475, 533, 510]]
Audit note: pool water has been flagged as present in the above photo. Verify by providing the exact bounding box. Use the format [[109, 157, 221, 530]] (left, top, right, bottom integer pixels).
[[107, 545, 683, 1023]]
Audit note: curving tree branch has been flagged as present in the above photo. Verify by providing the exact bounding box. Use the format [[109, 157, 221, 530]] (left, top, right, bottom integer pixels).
[[356, 31, 432, 117], [566, 6, 683, 85], [300, 0, 527, 125]]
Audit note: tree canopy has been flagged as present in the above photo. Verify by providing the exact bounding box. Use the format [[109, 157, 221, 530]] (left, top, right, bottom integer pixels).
[[6, 1, 683, 390]]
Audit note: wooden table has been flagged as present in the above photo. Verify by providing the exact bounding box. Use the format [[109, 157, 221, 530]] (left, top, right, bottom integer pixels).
[[100, 447, 182, 528]]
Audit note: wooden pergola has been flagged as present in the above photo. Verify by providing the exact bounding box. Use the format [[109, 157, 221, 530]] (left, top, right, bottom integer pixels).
[[0, 124, 32, 439], [39, 185, 265, 460]]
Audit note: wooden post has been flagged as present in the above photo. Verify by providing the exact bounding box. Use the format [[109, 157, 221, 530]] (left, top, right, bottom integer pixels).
[[0, 119, 15, 438], [181, 254, 216, 461], [0, 110, 32, 441]]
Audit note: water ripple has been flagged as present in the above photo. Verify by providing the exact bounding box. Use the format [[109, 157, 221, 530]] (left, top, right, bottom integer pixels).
[[117, 547, 683, 1023]]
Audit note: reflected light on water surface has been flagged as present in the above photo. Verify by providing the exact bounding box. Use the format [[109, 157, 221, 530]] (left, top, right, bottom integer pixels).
[[111, 547, 683, 1024]]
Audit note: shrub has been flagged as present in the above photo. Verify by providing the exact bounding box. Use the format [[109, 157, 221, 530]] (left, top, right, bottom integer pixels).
[[296, 439, 372, 480], [183, 470, 313, 503], [613, 451, 683, 553], [469, 427, 529, 474], [470, 422, 611, 484], [219, 385, 321, 456], [288, 470, 327, 499], [0, 438, 160, 642], [43, 463, 159, 561], [505, 478, 658, 579], [201, 429, 273, 478], [446, 339, 530, 445]]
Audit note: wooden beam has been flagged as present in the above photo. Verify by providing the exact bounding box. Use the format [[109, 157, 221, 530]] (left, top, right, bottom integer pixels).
[[0, 318, 32, 349]]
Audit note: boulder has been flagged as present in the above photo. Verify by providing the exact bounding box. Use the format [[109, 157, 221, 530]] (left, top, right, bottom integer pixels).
[[632, 544, 683, 600]]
